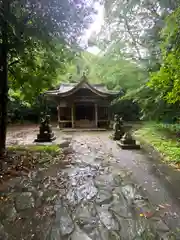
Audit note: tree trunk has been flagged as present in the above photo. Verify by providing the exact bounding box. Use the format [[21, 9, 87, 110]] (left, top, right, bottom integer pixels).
[[0, 0, 9, 158]]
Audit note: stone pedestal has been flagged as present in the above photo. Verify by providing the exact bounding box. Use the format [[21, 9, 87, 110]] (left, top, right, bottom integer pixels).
[[118, 132, 140, 149], [35, 132, 56, 143], [112, 130, 124, 141], [35, 115, 56, 142]]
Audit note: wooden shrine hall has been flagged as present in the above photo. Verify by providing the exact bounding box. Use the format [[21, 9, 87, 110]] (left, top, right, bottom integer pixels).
[[45, 76, 119, 129]]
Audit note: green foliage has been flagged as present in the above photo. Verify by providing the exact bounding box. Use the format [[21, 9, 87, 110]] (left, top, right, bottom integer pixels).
[[123, 85, 180, 121], [92, 49, 146, 91], [149, 7, 180, 104], [149, 52, 180, 104], [91, 0, 180, 122], [0, 0, 97, 132], [96, 0, 170, 64], [62, 44, 147, 92], [1, 0, 96, 101], [9, 42, 73, 102], [8, 144, 61, 156], [110, 99, 140, 121], [156, 123, 180, 137], [8, 90, 57, 123], [3, 0, 180, 125], [56, 51, 99, 83], [134, 122, 180, 164]]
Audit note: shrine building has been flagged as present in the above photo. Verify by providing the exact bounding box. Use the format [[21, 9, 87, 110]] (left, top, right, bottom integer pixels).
[[45, 75, 120, 129]]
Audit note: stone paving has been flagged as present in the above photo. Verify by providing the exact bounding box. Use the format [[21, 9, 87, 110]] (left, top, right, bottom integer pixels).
[[0, 131, 179, 239]]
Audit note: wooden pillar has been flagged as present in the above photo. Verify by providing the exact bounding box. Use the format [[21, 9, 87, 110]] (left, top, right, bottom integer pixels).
[[107, 106, 110, 120], [71, 104, 74, 128], [95, 103, 98, 128], [57, 105, 60, 127], [107, 106, 110, 129]]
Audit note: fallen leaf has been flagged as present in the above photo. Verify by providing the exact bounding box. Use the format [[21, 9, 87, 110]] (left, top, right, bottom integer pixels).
[[158, 204, 166, 209], [164, 203, 171, 207], [143, 211, 154, 218]]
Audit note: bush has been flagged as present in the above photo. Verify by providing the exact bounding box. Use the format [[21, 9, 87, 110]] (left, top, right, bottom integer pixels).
[[110, 99, 140, 121], [8, 96, 57, 123], [134, 122, 180, 164]]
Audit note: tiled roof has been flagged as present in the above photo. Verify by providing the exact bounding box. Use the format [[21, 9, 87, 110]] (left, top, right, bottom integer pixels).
[[45, 77, 120, 97], [57, 83, 116, 94], [59, 83, 76, 93]]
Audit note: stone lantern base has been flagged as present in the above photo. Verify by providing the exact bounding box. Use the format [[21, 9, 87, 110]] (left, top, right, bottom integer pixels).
[[118, 132, 140, 150]]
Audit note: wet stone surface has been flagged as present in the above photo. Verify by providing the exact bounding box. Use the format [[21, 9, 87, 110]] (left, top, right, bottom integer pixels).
[[15, 192, 35, 211], [52, 199, 74, 236], [0, 132, 179, 239]]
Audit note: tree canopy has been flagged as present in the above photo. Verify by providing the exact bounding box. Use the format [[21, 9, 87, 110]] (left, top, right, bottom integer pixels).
[[1, 0, 180, 155], [4, 0, 97, 96], [149, 7, 180, 104], [87, 0, 180, 121], [0, 0, 98, 156]]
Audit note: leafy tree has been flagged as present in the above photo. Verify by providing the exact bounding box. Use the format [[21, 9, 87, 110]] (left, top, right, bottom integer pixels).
[[0, 0, 96, 157], [92, 0, 179, 68], [149, 8, 180, 104], [9, 42, 73, 102], [88, 0, 180, 122], [61, 44, 147, 91], [92, 45, 147, 91]]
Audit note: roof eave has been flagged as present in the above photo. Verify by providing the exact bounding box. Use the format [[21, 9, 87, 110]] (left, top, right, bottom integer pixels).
[[44, 90, 121, 98]]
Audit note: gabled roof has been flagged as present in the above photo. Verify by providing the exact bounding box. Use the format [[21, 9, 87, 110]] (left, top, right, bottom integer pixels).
[[45, 76, 120, 98]]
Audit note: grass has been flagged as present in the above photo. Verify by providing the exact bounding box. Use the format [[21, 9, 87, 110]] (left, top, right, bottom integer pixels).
[[134, 122, 180, 165], [8, 144, 62, 157], [8, 144, 61, 155]]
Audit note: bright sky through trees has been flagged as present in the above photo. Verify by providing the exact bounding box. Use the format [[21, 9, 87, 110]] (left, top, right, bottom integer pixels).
[[86, 2, 104, 54]]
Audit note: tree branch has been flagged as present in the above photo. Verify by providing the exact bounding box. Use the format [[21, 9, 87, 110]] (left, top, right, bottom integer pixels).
[[8, 60, 19, 67], [8, 68, 16, 80], [123, 18, 142, 60]]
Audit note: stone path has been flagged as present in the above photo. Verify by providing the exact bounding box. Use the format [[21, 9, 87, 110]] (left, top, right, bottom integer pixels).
[[1, 131, 180, 239]]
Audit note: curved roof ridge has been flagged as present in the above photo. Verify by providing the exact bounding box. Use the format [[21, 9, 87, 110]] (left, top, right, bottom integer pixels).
[[63, 77, 114, 97], [45, 75, 120, 97]]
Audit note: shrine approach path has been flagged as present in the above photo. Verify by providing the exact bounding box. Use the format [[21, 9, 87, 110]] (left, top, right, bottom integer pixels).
[[1, 129, 180, 239]]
